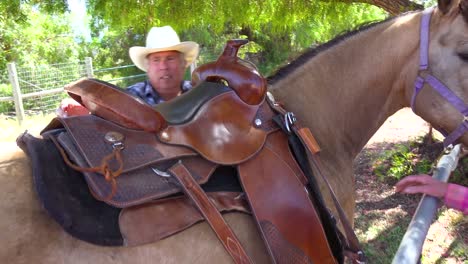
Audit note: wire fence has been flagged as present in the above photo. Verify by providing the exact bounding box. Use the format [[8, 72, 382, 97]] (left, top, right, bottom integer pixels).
[[17, 61, 87, 115], [0, 58, 146, 123]]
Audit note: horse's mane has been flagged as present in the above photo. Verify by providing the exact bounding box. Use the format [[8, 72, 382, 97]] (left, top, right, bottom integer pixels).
[[266, 16, 401, 84]]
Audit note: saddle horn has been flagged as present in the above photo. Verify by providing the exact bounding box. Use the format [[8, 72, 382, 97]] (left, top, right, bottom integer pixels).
[[192, 39, 267, 105]]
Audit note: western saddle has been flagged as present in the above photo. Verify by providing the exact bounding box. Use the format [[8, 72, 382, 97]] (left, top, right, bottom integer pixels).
[[19, 39, 364, 264]]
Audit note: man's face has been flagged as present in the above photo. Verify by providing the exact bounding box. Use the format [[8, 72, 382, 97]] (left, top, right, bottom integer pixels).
[[146, 51, 186, 96]]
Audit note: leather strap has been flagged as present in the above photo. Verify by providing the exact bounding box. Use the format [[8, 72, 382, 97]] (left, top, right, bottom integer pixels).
[[119, 192, 251, 247], [269, 99, 365, 263], [294, 125, 365, 264], [168, 161, 253, 264]]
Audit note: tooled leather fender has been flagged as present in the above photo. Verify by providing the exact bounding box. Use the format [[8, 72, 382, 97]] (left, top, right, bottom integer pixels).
[[191, 39, 267, 105], [238, 131, 337, 264]]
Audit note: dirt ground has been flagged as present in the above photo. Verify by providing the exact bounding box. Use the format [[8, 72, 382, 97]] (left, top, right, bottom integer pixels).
[[353, 108, 467, 263], [366, 108, 432, 145]]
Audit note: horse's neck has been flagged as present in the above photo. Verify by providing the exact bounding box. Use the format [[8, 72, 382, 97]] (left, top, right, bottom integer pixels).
[[270, 13, 421, 163]]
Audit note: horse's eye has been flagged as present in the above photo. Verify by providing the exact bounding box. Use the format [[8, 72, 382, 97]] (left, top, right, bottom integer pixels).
[[458, 52, 468, 62]]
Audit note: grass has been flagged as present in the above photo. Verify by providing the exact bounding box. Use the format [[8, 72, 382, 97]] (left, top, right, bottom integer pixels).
[[372, 137, 440, 181], [355, 136, 467, 264]]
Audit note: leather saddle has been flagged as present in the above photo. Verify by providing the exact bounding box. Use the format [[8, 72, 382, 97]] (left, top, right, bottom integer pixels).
[[18, 39, 349, 264]]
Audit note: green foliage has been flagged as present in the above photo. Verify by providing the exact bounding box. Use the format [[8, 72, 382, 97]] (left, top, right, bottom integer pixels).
[[86, 0, 387, 76], [451, 157, 468, 186], [372, 136, 468, 188], [417, 0, 437, 7], [451, 214, 468, 261], [87, 0, 386, 36], [0, 4, 88, 74], [0, 83, 14, 113], [354, 208, 413, 263], [1, 0, 389, 81], [373, 144, 416, 180], [0, 1, 70, 72], [371, 138, 442, 180]]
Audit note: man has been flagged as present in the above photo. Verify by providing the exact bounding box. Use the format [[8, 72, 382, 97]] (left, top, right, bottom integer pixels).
[[57, 26, 198, 117], [126, 25, 199, 105]]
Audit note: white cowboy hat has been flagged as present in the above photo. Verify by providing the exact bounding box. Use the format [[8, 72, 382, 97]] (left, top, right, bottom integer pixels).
[[129, 26, 199, 72]]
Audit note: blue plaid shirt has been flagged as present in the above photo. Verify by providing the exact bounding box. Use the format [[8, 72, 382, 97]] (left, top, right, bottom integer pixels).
[[126, 80, 192, 106]]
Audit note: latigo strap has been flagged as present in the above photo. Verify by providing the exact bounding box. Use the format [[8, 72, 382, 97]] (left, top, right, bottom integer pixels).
[[270, 100, 365, 264], [168, 161, 254, 264]]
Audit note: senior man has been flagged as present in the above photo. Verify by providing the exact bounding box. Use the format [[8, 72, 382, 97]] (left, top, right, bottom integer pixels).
[[57, 26, 199, 117], [126, 25, 199, 105]]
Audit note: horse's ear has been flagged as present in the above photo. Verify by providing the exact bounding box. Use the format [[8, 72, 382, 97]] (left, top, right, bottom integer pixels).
[[437, 0, 453, 13]]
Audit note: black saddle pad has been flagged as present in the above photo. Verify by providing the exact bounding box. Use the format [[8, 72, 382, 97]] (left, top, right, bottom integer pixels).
[[19, 132, 123, 246], [17, 131, 242, 246]]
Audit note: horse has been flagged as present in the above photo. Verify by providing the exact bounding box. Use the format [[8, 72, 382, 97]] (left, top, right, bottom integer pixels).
[[1, 0, 467, 263]]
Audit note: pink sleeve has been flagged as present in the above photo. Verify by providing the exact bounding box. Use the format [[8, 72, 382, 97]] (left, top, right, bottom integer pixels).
[[444, 184, 468, 215]]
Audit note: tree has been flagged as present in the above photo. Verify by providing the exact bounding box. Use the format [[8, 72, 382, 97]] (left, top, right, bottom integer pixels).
[[86, 0, 425, 35], [326, 0, 423, 15], [1, 0, 428, 76], [84, 0, 394, 74], [0, 4, 86, 70]]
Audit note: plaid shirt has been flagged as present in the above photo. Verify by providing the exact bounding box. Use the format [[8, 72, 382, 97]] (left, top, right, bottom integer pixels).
[[126, 80, 192, 106], [444, 183, 468, 215]]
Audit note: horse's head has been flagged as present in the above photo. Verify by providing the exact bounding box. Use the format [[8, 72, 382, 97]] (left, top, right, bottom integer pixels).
[[412, 0, 468, 147]]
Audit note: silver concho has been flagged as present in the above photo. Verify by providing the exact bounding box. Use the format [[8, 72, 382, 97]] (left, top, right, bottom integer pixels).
[[104, 131, 125, 149], [104, 131, 125, 143]]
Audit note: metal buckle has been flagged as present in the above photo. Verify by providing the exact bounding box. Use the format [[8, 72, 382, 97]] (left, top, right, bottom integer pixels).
[[112, 142, 124, 150], [284, 112, 296, 133], [444, 144, 454, 154], [356, 251, 366, 264]]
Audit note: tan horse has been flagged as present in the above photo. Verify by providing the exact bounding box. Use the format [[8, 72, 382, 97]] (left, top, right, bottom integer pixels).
[[1, 0, 467, 263]]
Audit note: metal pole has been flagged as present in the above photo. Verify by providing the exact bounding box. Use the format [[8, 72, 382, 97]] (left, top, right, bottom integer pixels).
[[7, 62, 25, 125], [392, 144, 462, 264]]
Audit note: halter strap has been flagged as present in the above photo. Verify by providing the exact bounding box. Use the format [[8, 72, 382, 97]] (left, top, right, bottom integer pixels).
[[412, 7, 468, 147], [418, 7, 432, 71]]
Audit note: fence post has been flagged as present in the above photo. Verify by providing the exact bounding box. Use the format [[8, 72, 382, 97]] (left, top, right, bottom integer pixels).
[[7, 62, 25, 125], [85, 57, 94, 78], [190, 61, 197, 74]]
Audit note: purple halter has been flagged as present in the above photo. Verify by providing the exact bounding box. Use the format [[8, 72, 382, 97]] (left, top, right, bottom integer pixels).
[[411, 7, 468, 148]]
